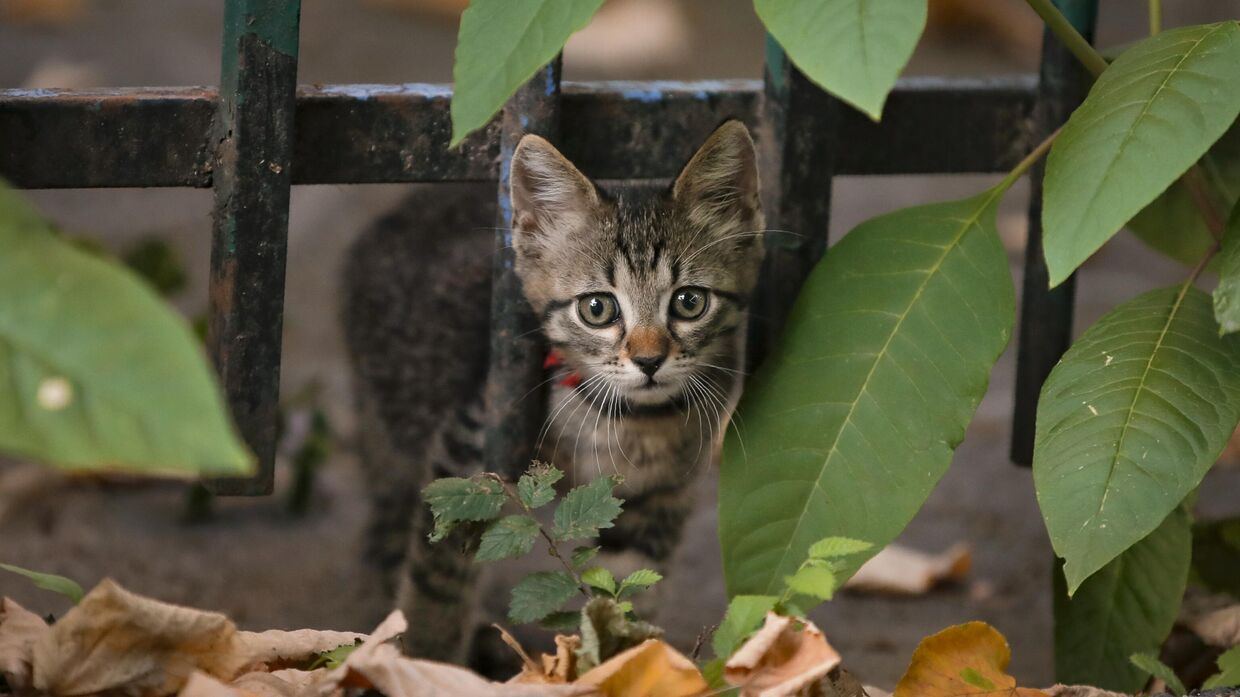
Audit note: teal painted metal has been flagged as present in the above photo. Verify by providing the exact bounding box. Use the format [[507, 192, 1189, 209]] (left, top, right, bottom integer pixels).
[[206, 0, 302, 496]]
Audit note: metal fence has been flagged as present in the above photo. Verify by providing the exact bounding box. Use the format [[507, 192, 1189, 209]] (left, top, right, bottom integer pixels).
[[0, 0, 1099, 494]]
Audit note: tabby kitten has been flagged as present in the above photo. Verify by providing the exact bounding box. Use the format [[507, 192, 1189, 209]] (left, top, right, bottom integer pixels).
[[342, 120, 764, 664]]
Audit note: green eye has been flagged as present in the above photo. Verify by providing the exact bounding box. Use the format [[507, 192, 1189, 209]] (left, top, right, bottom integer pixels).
[[670, 287, 709, 320], [578, 293, 620, 326]]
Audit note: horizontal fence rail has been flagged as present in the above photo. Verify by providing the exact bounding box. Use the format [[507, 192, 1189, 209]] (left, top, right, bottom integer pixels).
[[0, 76, 1037, 190]]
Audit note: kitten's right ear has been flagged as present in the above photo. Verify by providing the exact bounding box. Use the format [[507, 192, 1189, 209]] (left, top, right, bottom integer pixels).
[[510, 135, 599, 241]]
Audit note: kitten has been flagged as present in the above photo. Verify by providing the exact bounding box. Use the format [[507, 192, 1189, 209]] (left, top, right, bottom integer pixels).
[[342, 121, 764, 665]]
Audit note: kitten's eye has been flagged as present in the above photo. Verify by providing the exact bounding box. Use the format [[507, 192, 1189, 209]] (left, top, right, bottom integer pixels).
[[577, 293, 620, 327], [670, 287, 709, 320]]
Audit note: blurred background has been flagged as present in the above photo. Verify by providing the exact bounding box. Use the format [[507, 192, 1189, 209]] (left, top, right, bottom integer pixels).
[[2, 0, 1240, 689]]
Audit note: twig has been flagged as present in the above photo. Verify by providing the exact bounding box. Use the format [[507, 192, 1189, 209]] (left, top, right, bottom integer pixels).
[[1023, 0, 1109, 78], [487, 473, 590, 598], [1149, 0, 1162, 36], [1182, 165, 1226, 242]]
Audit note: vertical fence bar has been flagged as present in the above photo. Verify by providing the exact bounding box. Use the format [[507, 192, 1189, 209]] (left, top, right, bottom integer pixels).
[[206, 0, 301, 495], [485, 59, 562, 480], [1010, 0, 1097, 466], [748, 37, 839, 370]]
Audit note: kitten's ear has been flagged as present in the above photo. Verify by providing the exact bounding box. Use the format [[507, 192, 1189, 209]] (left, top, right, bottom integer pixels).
[[672, 120, 761, 229], [510, 135, 599, 240]]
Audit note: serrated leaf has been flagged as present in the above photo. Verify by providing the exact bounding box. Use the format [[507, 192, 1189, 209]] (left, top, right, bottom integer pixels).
[[517, 461, 563, 509], [581, 567, 616, 596], [508, 571, 579, 624], [423, 476, 506, 542], [0, 184, 252, 476], [1033, 287, 1240, 591], [808, 537, 873, 560], [1044, 23, 1240, 286], [571, 546, 600, 568], [712, 595, 778, 660], [474, 515, 539, 562], [450, 0, 604, 146], [785, 564, 838, 602], [0, 563, 84, 603], [617, 569, 662, 599], [1053, 507, 1190, 692], [1215, 201, 1240, 334], [552, 475, 623, 541], [1128, 119, 1240, 266], [1204, 646, 1240, 689], [1130, 652, 1186, 695], [720, 190, 1015, 598], [754, 0, 926, 120], [576, 596, 662, 673]]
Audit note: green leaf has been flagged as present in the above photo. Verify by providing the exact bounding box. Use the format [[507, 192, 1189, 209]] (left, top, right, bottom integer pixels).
[[571, 546, 600, 568], [1033, 286, 1240, 591], [754, 0, 926, 120], [784, 563, 837, 602], [423, 477, 506, 542], [450, 0, 604, 147], [1043, 23, 1240, 286], [1215, 200, 1240, 334], [474, 515, 539, 562], [508, 571, 579, 624], [712, 594, 777, 660], [808, 537, 873, 560], [539, 610, 580, 632], [581, 567, 616, 596], [552, 475, 623, 541], [576, 596, 662, 672], [0, 184, 251, 476], [308, 641, 361, 670], [1204, 646, 1240, 689], [617, 569, 662, 599], [1128, 119, 1240, 267], [1053, 507, 1190, 693], [1192, 517, 1240, 598], [0, 563, 84, 603], [517, 461, 563, 509], [720, 190, 1015, 598], [1130, 652, 1186, 695]]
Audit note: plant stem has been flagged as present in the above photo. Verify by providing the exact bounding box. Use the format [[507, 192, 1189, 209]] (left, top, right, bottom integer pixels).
[[1183, 165, 1225, 242], [1148, 0, 1162, 36], [999, 127, 1061, 193], [491, 474, 590, 597], [1023, 0, 1109, 78]]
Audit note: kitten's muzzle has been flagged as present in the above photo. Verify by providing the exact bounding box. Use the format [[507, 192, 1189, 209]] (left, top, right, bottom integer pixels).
[[631, 353, 666, 377]]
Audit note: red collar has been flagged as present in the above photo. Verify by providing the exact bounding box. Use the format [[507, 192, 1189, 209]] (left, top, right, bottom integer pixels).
[[543, 350, 583, 388]]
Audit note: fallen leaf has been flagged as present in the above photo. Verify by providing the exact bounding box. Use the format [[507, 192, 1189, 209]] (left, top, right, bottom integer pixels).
[[509, 633, 581, 684], [844, 544, 971, 595], [0, 597, 49, 693], [234, 628, 364, 670], [178, 672, 247, 697], [1188, 604, 1240, 648], [724, 612, 842, 697], [32, 578, 248, 696], [576, 639, 707, 697], [229, 670, 322, 697], [1041, 686, 1129, 697], [894, 622, 1047, 697]]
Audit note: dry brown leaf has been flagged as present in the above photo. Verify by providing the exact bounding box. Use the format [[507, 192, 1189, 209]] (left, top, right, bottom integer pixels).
[[509, 633, 581, 684], [575, 638, 707, 697], [234, 628, 364, 670], [844, 543, 971, 595], [229, 670, 324, 697], [0, 0, 87, 25], [1187, 604, 1240, 648], [179, 672, 250, 697], [0, 597, 49, 693], [1041, 686, 1129, 697], [724, 612, 841, 697], [894, 622, 1046, 697], [32, 578, 248, 697]]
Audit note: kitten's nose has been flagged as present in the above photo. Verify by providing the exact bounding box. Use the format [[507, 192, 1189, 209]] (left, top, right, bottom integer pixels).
[[631, 353, 666, 377]]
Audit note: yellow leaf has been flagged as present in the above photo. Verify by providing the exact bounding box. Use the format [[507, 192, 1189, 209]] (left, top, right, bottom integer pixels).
[[895, 622, 1047, 697], [576, 639, 708, 697]]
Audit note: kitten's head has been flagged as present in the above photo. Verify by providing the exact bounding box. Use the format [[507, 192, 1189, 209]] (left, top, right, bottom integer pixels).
[[511, 120, 764, 407]]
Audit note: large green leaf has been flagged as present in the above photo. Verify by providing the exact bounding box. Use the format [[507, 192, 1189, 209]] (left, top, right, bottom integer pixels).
[[1214, 200, 1240, 334], [1129, 119, 1240, 267], [754, 0, 926, 120], [1191, 517, 1240, 598], [1053, 507, 1190, 693], [1034, 286, 1240, 592], [0, 185, 251, 476], [449, 0, 603, 146], [1043, 22, 1240, 287], [720, 189, 1015, 597]]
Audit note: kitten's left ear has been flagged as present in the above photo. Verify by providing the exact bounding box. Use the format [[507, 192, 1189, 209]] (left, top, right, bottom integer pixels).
[[672, 120, 761, 229]]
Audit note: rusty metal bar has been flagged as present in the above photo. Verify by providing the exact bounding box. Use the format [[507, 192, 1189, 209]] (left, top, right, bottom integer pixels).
[[485, 60, 562, 480], [748, 37, 840, 370], [205, 0, 302, 495], [1010, 0, 1097, 466], [0, 77, 1036, 189]]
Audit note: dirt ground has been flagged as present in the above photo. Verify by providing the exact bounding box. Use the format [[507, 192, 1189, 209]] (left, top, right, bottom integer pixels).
[[3, 0, 1240, 690]]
